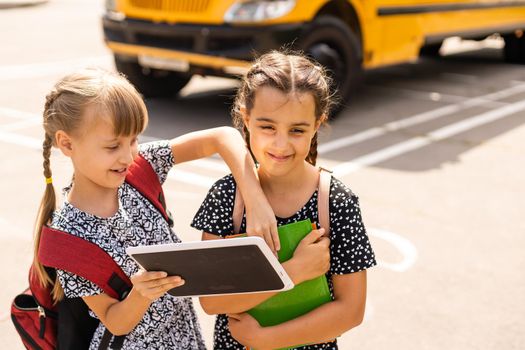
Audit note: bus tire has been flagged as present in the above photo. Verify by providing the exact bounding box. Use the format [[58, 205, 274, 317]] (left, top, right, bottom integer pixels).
[[503, 33, 525, 64], [299, 15, 363, 113], [114, 56, 192, 98]]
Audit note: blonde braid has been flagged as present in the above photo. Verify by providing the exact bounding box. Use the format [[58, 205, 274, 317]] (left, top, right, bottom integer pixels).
[[42, 134, 53, 181], [33, 93, 64, 301]]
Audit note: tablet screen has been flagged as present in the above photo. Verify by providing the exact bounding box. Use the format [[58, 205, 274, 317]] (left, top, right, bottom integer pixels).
[[130, 243, 288, 297]]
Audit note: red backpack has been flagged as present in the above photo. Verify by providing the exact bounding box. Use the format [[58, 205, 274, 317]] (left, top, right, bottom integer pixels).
[[11, 155, 173, 350]]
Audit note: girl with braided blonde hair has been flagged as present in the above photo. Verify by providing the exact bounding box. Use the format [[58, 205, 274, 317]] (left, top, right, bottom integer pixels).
[[33, 68, 278, 349], [192, 51, 376, 349]]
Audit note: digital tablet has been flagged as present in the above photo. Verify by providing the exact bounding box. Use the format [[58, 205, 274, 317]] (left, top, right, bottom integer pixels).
[[126, 237, 294, 297]]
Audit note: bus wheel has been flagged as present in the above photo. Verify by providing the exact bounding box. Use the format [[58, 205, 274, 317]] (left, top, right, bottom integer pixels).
[[300, 16, 362, 113], [114, 56, 192, 98], [503, 32, 525, 64]]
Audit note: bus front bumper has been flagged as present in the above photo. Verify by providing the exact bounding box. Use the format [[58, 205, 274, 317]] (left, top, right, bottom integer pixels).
[[103, 14, 308, 76]]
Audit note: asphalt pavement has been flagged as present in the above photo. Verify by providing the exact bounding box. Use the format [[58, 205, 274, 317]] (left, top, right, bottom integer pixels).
[[1, 1, 524, 349]]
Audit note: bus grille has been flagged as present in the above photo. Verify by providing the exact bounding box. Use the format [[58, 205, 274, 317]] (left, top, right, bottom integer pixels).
[[129, 0, 210, 13]]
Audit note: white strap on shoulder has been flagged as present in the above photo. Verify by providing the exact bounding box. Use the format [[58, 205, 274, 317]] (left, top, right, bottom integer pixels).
[[317, 167, 332, 236]]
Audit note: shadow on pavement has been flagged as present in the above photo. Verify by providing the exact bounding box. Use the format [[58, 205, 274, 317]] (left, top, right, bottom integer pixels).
[[143, 46, 525, 172], [144, 87, 236, 140]]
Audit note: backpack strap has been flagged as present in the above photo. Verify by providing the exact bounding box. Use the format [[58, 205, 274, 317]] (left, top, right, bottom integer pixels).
[[125, 154, 173, 227], [38, 226, 131, 300], [317, 167, 332, 236], [232, 167, 332, 235]]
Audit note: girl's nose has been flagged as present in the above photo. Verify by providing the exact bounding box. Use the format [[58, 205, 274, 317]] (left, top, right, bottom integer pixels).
[[120, 146, 135, 165], [273, 132, 288, 148]]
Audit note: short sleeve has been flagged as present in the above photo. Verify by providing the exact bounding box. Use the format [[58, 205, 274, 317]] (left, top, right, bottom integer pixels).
[[329, 178, 377, 275], [138, 140, 175, 185], [191, 175, 236, 237], [56, 269, 103, 298]]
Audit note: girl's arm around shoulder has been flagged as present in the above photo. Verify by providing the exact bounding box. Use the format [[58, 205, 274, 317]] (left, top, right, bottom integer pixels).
[[82, 270, 184, 336], [229, 270, 367, 349], [169, 126, 238, 164], [170, 127, 279, 252]]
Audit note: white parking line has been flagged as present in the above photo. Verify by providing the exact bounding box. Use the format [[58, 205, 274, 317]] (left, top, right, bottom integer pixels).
[[168, 170, 218, 188], [368, 85, 508, 108], [319, 82, 525, 154], [0, 129, 42, 150], [0, 107, 39, 120], [333, 98, 525, 176], [359, 226, 419, 322], [0, 118, 41, 131], [368, 228, 418, 272], [0, 56, 113, 81], [185, 158, 229, 172]]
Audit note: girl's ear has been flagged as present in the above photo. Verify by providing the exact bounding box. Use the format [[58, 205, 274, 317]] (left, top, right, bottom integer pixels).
[[55, 130, 73, 157], [314, 114, 326, 132], [240, 106, 250, 127]]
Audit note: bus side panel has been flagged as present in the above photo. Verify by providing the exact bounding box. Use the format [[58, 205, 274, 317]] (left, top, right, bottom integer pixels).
[[345, 0, 385, 68], [376, 14, 423, 67], [373, 1, 525, 67], [422, 7, 525, 38]]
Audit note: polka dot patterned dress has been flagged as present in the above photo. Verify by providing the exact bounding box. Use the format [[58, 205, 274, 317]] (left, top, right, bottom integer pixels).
[[192, 174, 376, 350]]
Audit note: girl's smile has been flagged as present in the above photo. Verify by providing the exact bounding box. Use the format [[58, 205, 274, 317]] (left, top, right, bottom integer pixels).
[[110, 167, 129, 177], [266, 151, 293, 163]]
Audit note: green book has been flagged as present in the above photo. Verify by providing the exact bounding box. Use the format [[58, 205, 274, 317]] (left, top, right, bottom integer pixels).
[[248, 219, 332, 330]]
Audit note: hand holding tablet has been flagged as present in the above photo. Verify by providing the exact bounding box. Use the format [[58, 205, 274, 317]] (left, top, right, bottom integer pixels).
[[126, 237, 294, 297]]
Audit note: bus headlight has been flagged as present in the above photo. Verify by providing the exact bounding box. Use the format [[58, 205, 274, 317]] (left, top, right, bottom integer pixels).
[[105, 0, 125, 20], [224, 0, 296, 23]]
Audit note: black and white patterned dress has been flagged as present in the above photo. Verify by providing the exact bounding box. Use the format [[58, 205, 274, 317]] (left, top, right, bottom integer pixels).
[[191, 174, 377, 350], [52, 141, 206, 350]]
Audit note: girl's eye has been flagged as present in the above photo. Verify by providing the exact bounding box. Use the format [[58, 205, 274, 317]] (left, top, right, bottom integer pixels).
[[260, 125, 274, 131], [106, 145, 119, 150], [291, 128, 305, 134]]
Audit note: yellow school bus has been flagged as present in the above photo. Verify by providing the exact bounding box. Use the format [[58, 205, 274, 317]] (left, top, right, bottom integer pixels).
[[103, 0, 525, 103]]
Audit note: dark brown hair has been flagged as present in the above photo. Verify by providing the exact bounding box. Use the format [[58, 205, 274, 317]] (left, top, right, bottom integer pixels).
[[35, 68, 148, 301], [232, 50, 334, 165]]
